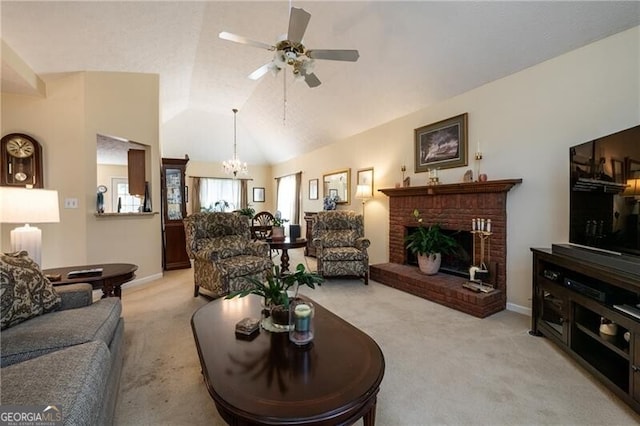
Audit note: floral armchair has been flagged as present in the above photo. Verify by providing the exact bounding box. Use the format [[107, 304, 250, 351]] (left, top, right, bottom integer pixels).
[[312, 210, 370, 284], [184, 212, 273, 298]]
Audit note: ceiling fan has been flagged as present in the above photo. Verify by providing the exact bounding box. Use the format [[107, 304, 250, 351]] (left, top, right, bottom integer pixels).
[[219, 7, 359, 88]]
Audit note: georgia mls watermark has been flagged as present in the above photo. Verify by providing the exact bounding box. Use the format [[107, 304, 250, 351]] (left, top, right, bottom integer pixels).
[[0, 405, 62, 426]]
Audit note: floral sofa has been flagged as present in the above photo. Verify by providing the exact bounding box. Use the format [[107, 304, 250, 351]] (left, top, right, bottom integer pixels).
[[312, 210, 370, 284], [183, 212, 273, 298], [0, 251, 124, 425]]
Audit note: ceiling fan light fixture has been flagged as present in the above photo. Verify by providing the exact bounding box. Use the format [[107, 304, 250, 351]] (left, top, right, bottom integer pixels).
[[222, 108, 248, 178], [274, 52, 287, 67], [218, 6, 359, 90], [269, 63, 282, 76]]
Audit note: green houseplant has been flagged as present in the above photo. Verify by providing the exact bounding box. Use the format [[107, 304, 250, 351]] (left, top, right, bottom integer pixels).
[[237, 206, 256, 219], [226, 264, 323, 325], [405, 209, 458, 275]]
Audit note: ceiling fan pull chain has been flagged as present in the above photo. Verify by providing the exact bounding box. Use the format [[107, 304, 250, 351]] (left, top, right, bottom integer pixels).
[[283, 71, 287, 126]]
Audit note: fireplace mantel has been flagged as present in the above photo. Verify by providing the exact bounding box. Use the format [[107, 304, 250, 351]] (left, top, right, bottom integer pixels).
[[379, 179, 522, 197], [371, 177, 522, 318]]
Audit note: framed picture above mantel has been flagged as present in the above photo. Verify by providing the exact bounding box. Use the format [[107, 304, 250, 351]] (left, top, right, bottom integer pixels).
[[414, 113, 468, 173]]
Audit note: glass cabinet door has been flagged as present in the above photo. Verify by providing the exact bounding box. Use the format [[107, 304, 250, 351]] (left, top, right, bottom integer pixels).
[[539, 282, 568, 343], [165, 168, 183, 221]]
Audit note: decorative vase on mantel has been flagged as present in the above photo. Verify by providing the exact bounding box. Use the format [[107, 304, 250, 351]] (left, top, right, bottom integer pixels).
[[417, 253, 441, 275], [272, 226, 285, 241]]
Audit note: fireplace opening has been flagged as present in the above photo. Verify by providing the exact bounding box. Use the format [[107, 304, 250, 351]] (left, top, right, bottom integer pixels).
[[405, 227, 473, 278]]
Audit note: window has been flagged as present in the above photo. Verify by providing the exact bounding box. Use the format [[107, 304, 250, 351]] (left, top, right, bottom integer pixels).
[[112, 177, 141, 213], [276, 172, 301, 225], [199, 178, 240, 211]]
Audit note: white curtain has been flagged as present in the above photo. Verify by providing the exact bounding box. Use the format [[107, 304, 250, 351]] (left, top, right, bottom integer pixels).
[[199, 178, 240, 211], [276, 174, 300, 224]]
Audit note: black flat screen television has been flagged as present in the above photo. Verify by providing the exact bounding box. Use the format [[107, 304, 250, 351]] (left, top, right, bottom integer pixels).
[[563, 124, 640, 276]]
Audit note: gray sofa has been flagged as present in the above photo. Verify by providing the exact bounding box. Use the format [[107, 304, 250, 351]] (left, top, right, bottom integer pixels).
[[1, 283, 124, 425]]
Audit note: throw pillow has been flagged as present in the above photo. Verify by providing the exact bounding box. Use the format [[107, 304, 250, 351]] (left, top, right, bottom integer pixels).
[[0, 251, 61, 330]]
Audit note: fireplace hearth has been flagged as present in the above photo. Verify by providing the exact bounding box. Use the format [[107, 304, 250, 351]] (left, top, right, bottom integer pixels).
[[371, 179, 521, 318]]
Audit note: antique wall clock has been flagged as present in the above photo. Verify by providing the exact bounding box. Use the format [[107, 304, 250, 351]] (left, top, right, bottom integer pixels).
[[1, 133, 44, 188]]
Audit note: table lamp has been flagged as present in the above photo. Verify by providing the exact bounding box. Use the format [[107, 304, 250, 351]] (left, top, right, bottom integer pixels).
[[355, 184, 372, 224], [0, 187, 60, 266]]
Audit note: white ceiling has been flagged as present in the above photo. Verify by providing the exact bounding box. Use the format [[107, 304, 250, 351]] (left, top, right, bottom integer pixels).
[[2, 1, 639, 166]]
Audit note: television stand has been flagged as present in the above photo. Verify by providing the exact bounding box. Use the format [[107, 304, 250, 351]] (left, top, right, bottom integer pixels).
[[531, 248, 640, 414]]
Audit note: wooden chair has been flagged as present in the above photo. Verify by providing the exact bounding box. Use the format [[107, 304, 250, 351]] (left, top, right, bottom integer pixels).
[[252, 211, 282, 257], [251, 211, 275, 241]]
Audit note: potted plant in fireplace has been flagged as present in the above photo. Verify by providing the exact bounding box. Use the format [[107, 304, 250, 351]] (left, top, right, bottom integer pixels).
[[405, 209, 458, 275], [225, 264, 323, 328]]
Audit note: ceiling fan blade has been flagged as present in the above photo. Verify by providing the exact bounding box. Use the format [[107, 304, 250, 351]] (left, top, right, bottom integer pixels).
[[304, 72, 322, 88], [219, 31, 275, 51], [248, 63, 273, 80], [307, 49, 360, 62], [287, 7, 311, 44]]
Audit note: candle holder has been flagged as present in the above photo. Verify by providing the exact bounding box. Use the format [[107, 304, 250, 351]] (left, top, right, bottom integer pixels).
[[289, 299, 314, 346], [427, 168, 440, 185], [474, 152, 483, 181]]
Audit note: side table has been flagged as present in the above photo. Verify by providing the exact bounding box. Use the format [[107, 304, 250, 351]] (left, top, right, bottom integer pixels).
[[43, 263, 138, 298], [267, 238, 307, 273]]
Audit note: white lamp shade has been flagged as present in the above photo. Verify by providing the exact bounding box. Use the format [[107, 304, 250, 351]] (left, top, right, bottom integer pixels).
[[355, 184, 372, 200], [0, 187, 60, 266], [0, 187, 60, 224]]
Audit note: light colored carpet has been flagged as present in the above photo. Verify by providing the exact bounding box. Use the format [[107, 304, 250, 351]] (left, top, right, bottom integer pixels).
[[115, 250, 640, 425]]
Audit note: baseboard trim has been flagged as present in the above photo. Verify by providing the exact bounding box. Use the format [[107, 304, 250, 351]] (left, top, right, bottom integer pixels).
[[507, 302, 531, 316], [122, 273, 163, 290]]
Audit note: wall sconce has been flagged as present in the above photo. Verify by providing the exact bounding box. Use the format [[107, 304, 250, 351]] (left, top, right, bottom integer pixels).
[[0, 187, 60, 266]]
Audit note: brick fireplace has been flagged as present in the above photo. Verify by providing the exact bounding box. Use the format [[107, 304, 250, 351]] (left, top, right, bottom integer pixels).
[[370, 179, 521, 318]]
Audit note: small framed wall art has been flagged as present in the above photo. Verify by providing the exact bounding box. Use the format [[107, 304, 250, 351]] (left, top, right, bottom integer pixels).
[[309, 178, 318, 200], [414, 113, 468, 172], [253, 187, 265, 203]]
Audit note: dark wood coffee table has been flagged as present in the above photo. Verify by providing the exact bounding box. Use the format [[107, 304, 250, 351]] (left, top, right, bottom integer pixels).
[[268, 237, 307, 273], [191, 295, 385, 425], [43, 263, 137, 298]]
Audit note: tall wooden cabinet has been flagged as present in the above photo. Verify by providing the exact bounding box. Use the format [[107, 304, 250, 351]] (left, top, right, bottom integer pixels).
[[161, 157, 191, 270]]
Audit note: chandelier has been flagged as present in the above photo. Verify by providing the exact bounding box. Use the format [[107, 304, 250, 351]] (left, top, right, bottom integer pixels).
[[222, 108, 248, 177]]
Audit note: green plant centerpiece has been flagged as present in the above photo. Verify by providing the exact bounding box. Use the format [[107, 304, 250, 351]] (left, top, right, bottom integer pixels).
[[405, 209, 458, 275], [226, 264, 323, 327], [237, 206, 255, 219]]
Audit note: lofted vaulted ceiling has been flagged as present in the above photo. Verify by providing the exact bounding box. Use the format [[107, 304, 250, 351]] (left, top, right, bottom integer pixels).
[[2, 1, 639, 166]]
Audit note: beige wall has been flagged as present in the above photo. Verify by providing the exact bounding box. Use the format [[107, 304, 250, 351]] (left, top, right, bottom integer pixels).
[[2, 73, 87, 266], [273, 26, 640, 312], [2, 71, 163, 281]]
